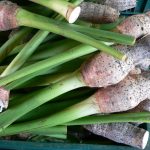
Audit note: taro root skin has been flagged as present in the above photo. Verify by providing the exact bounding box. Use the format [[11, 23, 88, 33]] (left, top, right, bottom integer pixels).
[[84, 123, 149, 149], [0, 87, 10, 112], [129, 99, 150, 126], [98, 0, 136, 11], [129, 99, 150, 113], [95, 74, 150, 113], [79, 2, 120, 24], [117, 11, 150, 38], [0, 0, 19, 31], [81, 52, 134, 88], [81, 35, 150, 88]]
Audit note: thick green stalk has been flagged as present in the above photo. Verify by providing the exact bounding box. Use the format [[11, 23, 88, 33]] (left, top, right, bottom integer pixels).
[[1, 13, 64, 76], [9, 89, 93, 122], [29, 0, 80, 23], [8, 39, 79, 60], [17, 99, 83, 123], [16, 73, 72, 88], [4, 68, 51, 90], [65, 23, 135, 45], [1, 30, 49, 76], [29, 39, 79, 61], [67, 112, 150, 125], [4, 58, 84, 90], [11, 89, 94, 123], [0, 44, 97, 86], [17, 8, 125, 60], [0, 27, 31, 63], [0, 72, 85, 130], [0, 97, 98, 134], [4, 69, 56, 90], [1, 111, 150, 136], [31, 134, 67, 140], [30, 126, 67, 136], [15, 126, 68, 140]]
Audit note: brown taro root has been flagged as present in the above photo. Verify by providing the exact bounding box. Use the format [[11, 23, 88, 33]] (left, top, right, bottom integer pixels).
[[117, 11, 150, 38], [128, 99, 150, 126], [129, 99, 150, 113], [0, 0, 19, 31], [0, 87, 9, 112], [84, 123, 149, 149], [79, 2, 120, 24], [95, 0, 136, 11], [116, 35, 150, 72], [81, 35, 150, 87], [94, 73, 150, 113], [81, 50, 133, 87]]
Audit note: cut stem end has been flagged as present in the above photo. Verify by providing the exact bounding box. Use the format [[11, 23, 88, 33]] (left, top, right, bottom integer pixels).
[[67, 6, 81, 23], [142, 131, 149, 149]]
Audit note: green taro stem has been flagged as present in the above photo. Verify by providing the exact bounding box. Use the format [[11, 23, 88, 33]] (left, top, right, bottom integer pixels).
[[0, 44, 97, 87], [67, 112, 150, 125], [1, 112, 150, 136], [0, 72, 85, 130], [1, 30, 49, 76], [29, 0, 80, 23], [0, 27, 31, 63], [0, 97, 98, 135], [16, 8, 125, 60]]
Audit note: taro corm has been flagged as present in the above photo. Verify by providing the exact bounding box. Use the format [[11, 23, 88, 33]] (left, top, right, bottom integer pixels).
[[117, 12, 150, 38], [94, 0, 136, 11], [84, 123, 149, 149]]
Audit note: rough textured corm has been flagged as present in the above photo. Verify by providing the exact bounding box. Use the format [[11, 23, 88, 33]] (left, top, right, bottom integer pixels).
[[0, 87, 10, 112], [94, 74, 150, 113], [116, 35, 150, 71], [0, 0, 19, 31], [129, 99, 150, 113], [129, 99, 150, 125], [117, 11, 150, 38], [98, 0, 136, 11], [81, 51, 134, 87], [84, 123, 149, 149], [79, 2, 120, 24], [81, 35, 150, 88]]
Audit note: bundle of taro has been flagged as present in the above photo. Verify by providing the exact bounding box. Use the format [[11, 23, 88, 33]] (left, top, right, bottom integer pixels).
[[0, 0, 149, 149]]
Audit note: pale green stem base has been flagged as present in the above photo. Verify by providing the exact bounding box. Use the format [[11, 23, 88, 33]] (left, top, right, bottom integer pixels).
[[66, 112, 150, 125], [0, 71, 85, 130], [18, 73, 72, 88], [30, 126, 67, 136], [0, 96, 98, 135], [0, 44, 97, 87]]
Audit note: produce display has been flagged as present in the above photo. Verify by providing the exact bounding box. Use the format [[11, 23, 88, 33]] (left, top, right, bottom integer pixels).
[[0, 0, 149, 149]]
